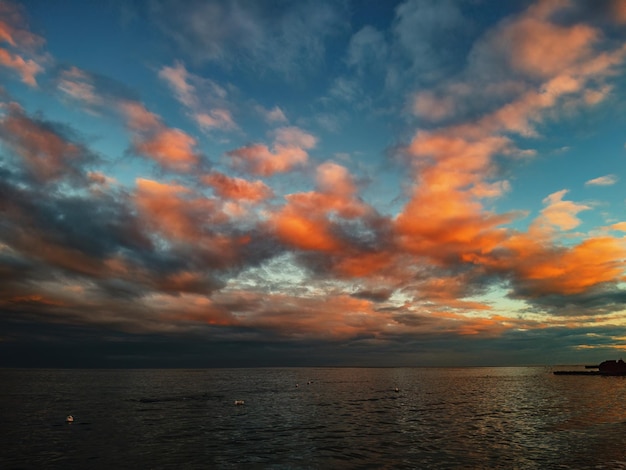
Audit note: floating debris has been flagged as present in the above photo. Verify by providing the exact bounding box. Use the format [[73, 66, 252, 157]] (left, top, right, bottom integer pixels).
[[234, 400, 245, 406]]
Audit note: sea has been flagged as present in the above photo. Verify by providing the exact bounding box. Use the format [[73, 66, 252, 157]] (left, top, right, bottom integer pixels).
[[2, 366, 626, 469]]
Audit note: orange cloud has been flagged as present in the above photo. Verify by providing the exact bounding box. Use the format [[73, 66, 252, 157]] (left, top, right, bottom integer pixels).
[[227, 126, 316, 176], [120, 101, 200, 171], [134, 127, 199, 171], [515, 236, 626, 296], [134, 178, 221, 242], [396, 131, 514, 262], [202, 172, 273, 202], [133, 178, 251, 269], [466, 231, 626, 298], [530, 189, 590, 233], [269, 161, 371, 253], [397, 0, 626, 281], [227, 143, 307, 176]]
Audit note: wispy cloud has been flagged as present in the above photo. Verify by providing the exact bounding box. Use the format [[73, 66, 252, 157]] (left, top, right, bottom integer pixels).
[[585, 174, 618, 186], [159, 61, 238, 133]]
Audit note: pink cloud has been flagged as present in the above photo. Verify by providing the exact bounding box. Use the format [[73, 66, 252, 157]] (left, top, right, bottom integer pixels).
[[194, 109, 236, 131], [119, 101, 161, 131], [57, 67, 101, 105], [158, 61, 195, 107], [0, 1, 44, 49], [413, 91, 457, 122], [159, 61, 237, 133], [0, 1, 45, 86], [0, 47, 40, 86]]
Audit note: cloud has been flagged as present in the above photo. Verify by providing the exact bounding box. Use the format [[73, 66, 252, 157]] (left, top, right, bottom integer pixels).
[[256, 105, 287, 124], [2, 0, 626, 367], [57, 67, 102, 105], [347, 25, 388, 73], [55, 65, 202, 172], [56, 65, 139, 108], [158, 61, 196, 107], [120, 101, 201, 172], [532, 189, 590, 232], [134, 178, 226, 243], [585, 174, 618, 186], [0, 101, 98, 183], [264, 161, 398, 281], [149, 0, 346, 77], [227, 126, 316, 176], [391, 0, 467, 82], [159, 61, 238, 132], [505, 235, 626, 298], [395, 0, 626, 312], [0, 1, 45, 86], [0, 47, 41, 86], [201, 171, 273, 202]]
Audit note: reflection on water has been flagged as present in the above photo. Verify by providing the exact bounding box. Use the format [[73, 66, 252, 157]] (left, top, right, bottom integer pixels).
[[2, 367, 626, 468]]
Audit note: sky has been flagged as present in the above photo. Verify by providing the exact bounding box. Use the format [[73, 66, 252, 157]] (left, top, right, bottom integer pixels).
[[1, 0, 626, 368]]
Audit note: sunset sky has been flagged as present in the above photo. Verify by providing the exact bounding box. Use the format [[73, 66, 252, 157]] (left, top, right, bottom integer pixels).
[[1, 0, 626, 367]]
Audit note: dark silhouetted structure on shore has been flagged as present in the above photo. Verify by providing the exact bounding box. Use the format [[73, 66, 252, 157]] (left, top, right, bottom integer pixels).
[[554, 359, 626, 376]]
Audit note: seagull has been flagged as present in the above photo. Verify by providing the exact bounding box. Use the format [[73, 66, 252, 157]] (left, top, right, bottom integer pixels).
[[65, 415, 74, 423]]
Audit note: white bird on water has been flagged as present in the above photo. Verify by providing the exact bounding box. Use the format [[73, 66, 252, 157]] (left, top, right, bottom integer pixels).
[[65, 415, 74, 423], [234, 400, 245, 405]]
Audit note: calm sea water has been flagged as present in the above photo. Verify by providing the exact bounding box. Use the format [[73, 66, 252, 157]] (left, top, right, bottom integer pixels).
[[2, 367, 626, 469]]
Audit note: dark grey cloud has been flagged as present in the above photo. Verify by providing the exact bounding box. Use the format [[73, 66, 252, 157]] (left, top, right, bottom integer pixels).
[[351, 288, 393, 302], [517, 287, 626, 316]]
